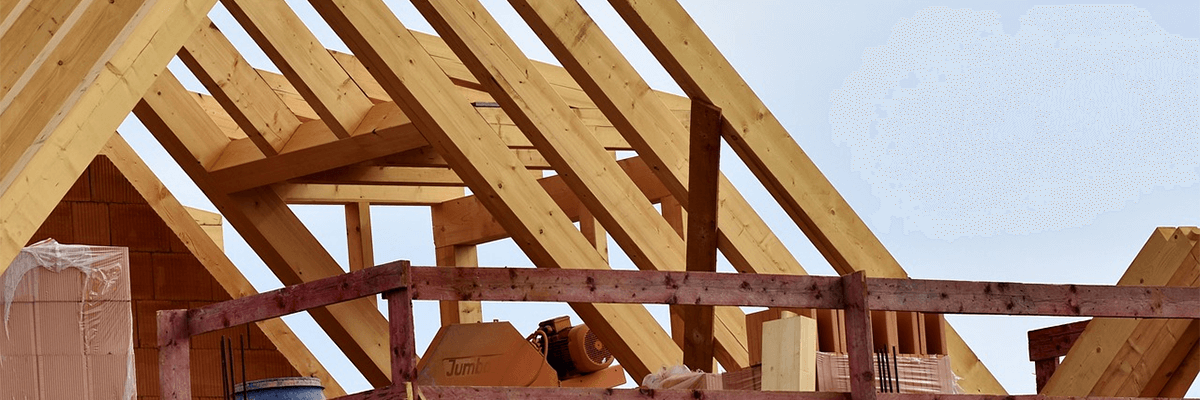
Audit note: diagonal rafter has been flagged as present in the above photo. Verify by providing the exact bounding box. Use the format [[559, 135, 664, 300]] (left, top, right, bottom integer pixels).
[[220, 0, 372, 139], [178, 17, 302, 156], [608, 0, 1005, 392], [134, 69, 394, 387], [310, 0, 683, 380], [412, 0, 748, 371], [510, 0, 807, 279], [1, 0, 216, 273]]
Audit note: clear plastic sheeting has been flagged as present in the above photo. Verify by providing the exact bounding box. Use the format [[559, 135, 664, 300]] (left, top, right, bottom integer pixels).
[[816, 352, 962, 394], [0, 239, 136, 400], [641, 365, 723, 390]]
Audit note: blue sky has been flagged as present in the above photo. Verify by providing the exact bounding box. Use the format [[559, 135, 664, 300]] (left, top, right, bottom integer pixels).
[[115, 0, 1199, 395]]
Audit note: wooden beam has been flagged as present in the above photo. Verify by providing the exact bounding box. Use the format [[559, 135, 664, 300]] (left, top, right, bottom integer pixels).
[[298, 166, 464, 187], [274, 183, 464, 205], [433, 245, 482, 326], [178, 17, 301, 155], [682, 99, 722, 372], [135, 72, 394, 386], [220, 0, 371, 139], [101, 133, 345, 397], [414, 0, 747, 371], [1029, 320, 1090, 362], [608, 1, 1004, 392], [1042, 228, 1198, 396], [346, 201, 375, 307], [761, 315, 817, 391], [1140, 320, 1198, 397], [310, 0, 684, 380], [0, 0, 85, 98], [206, 101, 428, 193], [1, 0, 216, 273], [512, 0, 808, 281], [1091, 237, 1199, 396]]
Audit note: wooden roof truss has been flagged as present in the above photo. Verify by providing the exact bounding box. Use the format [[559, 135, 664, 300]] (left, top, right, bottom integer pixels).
[[2, 0, 1195, 396]]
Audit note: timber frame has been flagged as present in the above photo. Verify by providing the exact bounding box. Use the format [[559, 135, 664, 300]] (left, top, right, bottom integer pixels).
[[2, 0, 1197, 397], [156, 261, 1199, 399]]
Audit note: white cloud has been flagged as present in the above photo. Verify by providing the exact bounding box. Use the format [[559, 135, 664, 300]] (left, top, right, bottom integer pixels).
[[830, 5, 1199, 240]]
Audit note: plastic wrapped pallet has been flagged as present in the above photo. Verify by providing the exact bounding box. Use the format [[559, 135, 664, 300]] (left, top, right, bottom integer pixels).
[[815, 352, 961, 394], [0, 239, 135, 399]]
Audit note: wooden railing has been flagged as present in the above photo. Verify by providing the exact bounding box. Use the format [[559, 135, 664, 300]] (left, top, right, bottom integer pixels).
[[157, 260, 1199, 400]]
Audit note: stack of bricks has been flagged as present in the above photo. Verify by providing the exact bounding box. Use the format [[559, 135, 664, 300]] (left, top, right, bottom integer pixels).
[[26, 155, 300, 400]]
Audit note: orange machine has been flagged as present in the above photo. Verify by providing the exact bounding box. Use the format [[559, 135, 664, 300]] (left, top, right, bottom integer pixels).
[[415, 317, 625, 388]]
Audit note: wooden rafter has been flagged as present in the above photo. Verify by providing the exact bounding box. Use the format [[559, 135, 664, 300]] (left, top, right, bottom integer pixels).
[[309, 0, 685, 380], [413, 0, 747, 371], [608, 0, 1004, 392], [100, 133, 346, 398], [220, 0, 372, 139], [1042, 227, 1199, 396], [1, 0, 216, 273], [511, 0, 808, 281], [177, 17, 301, 155], [134, 70, 394, 386]]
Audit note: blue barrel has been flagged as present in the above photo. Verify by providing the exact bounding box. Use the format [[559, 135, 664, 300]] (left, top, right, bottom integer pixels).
[[234, 377, 325, 400]]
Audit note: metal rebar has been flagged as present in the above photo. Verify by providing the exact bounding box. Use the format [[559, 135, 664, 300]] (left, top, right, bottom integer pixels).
[[220, 336, 230, 400], [892, 346, 901, 393], [240, 335, 247, 399]]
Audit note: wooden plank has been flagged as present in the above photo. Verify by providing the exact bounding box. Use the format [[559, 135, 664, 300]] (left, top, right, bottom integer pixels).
[[578, 204, 608, 263], [101, 133, 346, 398], [662, 195, 686, 349], [512, 0, 808, 282], [409, 267, 1197, 318], [188, 260, 408, 335], [747, 309, 798, 366], [221, 0, 371, 139], [2, 0, 147, 164], [1028, 320, 1090, 361], [157, 309, 191, 400], [0, 0, 85, 98], [433, 245, 482, 326], [310, 0, 684, 380], [298, 166, 464, 187], [1139, 320, 1198, 397], [206, 101, 429, 193], [762, 315, 817, 392], [346, 202, 375, 307], [134, 77, 394, 386], [273, 183, 464, 205], [384, 265, 417, 383], [842, 271, 876, 400], [608, 0, 1005, 393], [344, 385, 1200, 400], [682, 99, 722, 372], [415, 0, 748, 371], [1043, 228, 1197, 395], [1157, 336, 1199, 397], [1094, 239, 1199, 396], [177, 17, 300, 155], [0, 0, 216, 273]]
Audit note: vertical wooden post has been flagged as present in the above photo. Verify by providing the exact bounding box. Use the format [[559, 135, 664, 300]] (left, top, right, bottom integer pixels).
[[682, 99, 722, 372], [157, 309, 191, 400], [1035, 358, 1060, 392], [385, 260, 417, 383], [346, 201, 375, 306], [434, 245, 482, 325], [842, 271, 876, 400]]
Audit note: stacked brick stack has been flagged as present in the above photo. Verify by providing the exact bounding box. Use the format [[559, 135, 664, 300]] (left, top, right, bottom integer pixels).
[[25, 155, 300, 400]]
